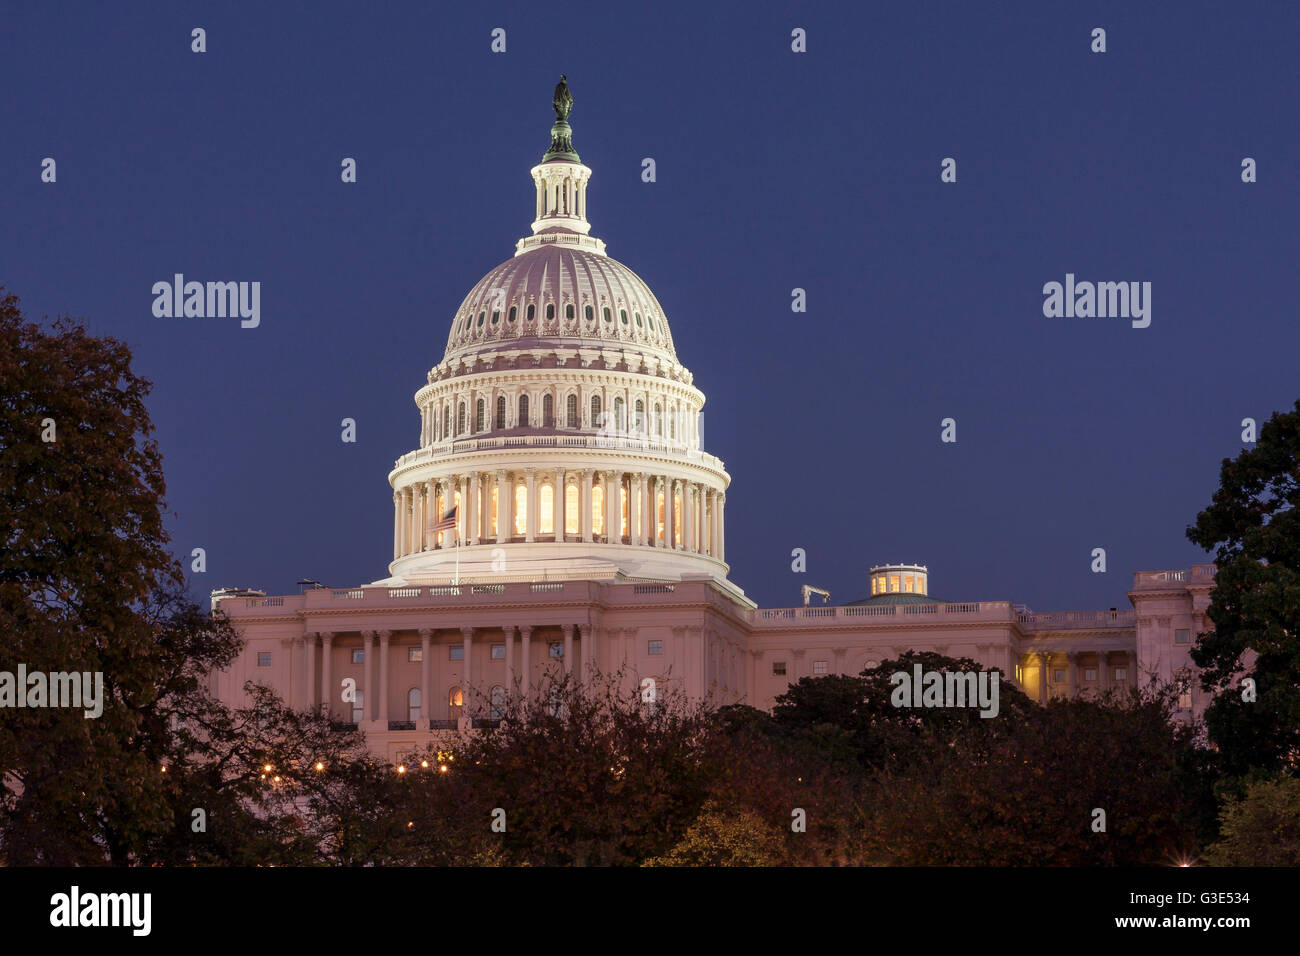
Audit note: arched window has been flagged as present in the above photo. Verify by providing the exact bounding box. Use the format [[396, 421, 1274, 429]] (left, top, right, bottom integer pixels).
[[602, 306, 611, 323], [514, 484, 527, 535], [565, 484, 579, 535], [518, 394, 529, 428], [496, 396, 506, 430], [584, 304, 593, 322], [669, 407, 676, 441], [408, 688, 422, 722], [543, 394, 554, 427], [565, 303, 575, 320], [620, 308, 628, 325], [490, 685, 506, 721], [526, 303, 535, 321], [475, 399, 485, 433], [508, 305, 517, 323], [613, 397, 624, 433], [592, 485, 605, 538], [443, 406, 450, 440], [566, 393, 578, 428], [635, 399, 644, 434], [654, 403, 663, 438], [546, 303, 555, 321], [448, 687, 463, 720], [540, 483, 554, 534], [457, 402, 466, 435], [590, 395, 602, 429]]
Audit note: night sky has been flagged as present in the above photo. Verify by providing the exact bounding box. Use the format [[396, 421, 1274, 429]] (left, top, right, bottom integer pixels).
[[4, 2, 1297, 612]]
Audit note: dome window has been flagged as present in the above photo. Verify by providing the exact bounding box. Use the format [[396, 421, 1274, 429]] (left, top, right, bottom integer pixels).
[[526, 304, 535, 321], [491, 310, 500, 325], [648, 315, 656, 331], [565, 304, 575, 320], [546, 303, 555, 321], [566, 393, 578, 427], [635, 312, 643, 328], [508, 306, 517, 323], [585, 305, 593, 322], [477, 311, 485, 328], [602, 307, 611, 323], [620, 309, 628, 325]]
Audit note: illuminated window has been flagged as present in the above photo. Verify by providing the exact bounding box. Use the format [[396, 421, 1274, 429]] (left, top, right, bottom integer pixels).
[[351, 649, 364, 664], [904, 576, 914, 593], [490, 644, 505, 660], [889, 575, 900, 593], [657, 491, 665, 541], [352, 690, 365, 724], [490, 486, 498, 536], [1175, 629, 1190, 644], [871, 577, 877, 596], [449, 645, 464, 661], [620, 485, 629, 537], [592, 485, 605, 537], [408, 688, 421, 721], [540, 483, 554, 534], [518, 394, 529, 427], [565, 484, 579, 534], [491, 686, 506, 720], [408, 647, 422, 662], [813, 661, 828, 675], [648, 640, 664, 655], [673, 491, 682, 546], [772, 661, 787, 676], [448, 687, 463, 719], [515, 484, 527, 535]]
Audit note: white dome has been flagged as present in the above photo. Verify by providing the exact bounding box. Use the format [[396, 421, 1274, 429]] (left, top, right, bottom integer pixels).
[[444, 245, 677, 363]]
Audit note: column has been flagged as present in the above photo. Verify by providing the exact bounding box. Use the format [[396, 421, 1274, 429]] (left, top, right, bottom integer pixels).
[[707, 489, 717, 557], [604, 471, 618, 541], [562, 624, 575, 674], [304, 633, 317, 711], [437, 478, 452, 548], [520, 626, 532, 696], [469, 474, 481, 546], [629, 472, 641, 545], [392, 492, 401, 559], [461, 626, 474, 714], [425, 479, 436, 550], [582, 623, 596, 674], [653, 477, 664, 547], [1037, 652, 1049, 704], [525, 468, 537, 543], [555, 469, 566, 541], [1098, 651, 1110, 692], [505, 625, 517, 694], [361, 631, 373, 723], [1067, 651, 1079, 699], [319, 632, 333, 719], [581, 469, 595, 543], [717, 492, 726, 562], [496, 469, 509, 541], [638, 473, 650, 546], [682, 481, 694, 552], [419, 628, 432, 729], [378, 630, 391, 726], [670, 480, 681, 549]]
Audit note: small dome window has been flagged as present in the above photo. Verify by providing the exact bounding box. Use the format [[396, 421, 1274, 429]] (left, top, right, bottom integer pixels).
[[526, 304, 535, 321], [491, 310, 500, 325], [635, 312, 643, 328], [603, 307, 611, 323], [477, 311, 485, 328], [585, 305, 593, 322], [508, 306, 517, 323], [648, 315, 656, 331], [620, 309, 628, 325], [546, 303, 555, 321], [565, 304, 575, 320]]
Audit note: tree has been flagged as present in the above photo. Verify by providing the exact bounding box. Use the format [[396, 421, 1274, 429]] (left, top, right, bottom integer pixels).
[[1187, 399, 1300, 776], [1204, 777, 1300, 866]]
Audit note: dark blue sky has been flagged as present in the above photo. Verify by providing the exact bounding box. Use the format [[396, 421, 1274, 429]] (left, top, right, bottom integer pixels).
[[4, 1, 1297, 611]]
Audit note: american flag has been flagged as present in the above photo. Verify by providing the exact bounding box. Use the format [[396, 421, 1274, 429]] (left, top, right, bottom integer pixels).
[[431, 506, 458, 532]]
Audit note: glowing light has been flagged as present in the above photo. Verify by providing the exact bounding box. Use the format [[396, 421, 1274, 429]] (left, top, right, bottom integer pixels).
[[263, 763, 273, 772], [160, 766, 167, 773], [397, 764, 407, 774], [273, 775, 281, 783], [314, 762, 324, 771], [439, 765, 448, 773], [420, 760, 429, 768]]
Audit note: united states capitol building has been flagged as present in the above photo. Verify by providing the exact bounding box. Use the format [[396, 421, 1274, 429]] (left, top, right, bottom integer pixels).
[[210, 80, 1214, 760]]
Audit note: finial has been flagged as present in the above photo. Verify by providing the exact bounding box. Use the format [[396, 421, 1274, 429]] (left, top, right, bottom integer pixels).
[[543, 75, 579, 162]]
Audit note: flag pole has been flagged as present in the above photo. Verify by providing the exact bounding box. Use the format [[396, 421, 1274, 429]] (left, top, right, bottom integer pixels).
[[454, 517, 460, 587]]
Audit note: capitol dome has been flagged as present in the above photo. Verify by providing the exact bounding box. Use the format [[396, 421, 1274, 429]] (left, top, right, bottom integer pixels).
[[378, 77, 741, 600]]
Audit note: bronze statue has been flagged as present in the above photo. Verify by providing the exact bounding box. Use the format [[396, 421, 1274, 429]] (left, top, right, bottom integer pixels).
[[553, 74, 573, 121]]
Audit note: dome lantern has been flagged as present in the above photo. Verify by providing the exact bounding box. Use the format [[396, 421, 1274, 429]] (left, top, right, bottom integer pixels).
[[520, 76, 604, 256]]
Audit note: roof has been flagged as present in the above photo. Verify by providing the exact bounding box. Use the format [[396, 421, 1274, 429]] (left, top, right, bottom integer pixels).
[[843, 592, 944, 606]]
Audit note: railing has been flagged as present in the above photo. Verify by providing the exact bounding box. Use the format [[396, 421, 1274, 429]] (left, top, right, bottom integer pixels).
[[1133, 565, 1217, 587], [634, 584, 675, 594], [387, 720, 416, 731], [530, 582, 565, 592], [332, 589, 365, 600], [470, 584, 505, 594], [1017, 609, 1136, 630], [245, 597, 284, 607], [429, 719, 458, 730], [388, 588, 422, 598], [751, 602, 1014, 624], [392, 434, 724, 473]]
